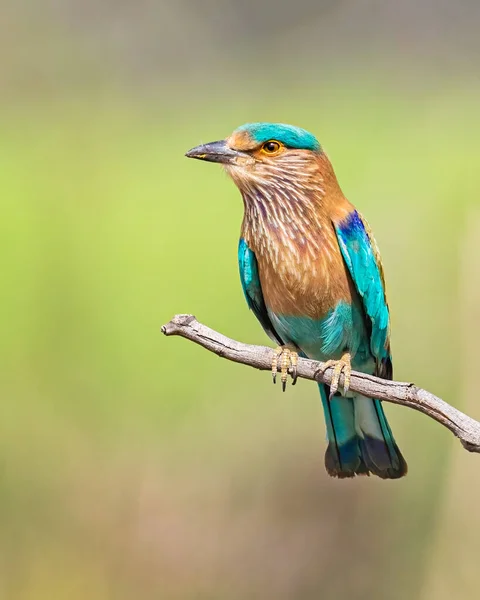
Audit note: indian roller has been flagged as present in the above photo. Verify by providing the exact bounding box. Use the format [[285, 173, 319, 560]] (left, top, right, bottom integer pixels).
[[186, 123, 407, 479]]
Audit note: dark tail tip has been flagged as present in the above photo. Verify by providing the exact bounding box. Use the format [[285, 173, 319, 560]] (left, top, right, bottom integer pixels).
[[324, 438, 407, 479], [359, 436, 408, 479], [324, 440, 369, 479]]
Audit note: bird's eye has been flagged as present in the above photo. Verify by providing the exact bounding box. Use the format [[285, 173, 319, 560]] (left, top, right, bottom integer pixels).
[[261, 141, 281, 155]]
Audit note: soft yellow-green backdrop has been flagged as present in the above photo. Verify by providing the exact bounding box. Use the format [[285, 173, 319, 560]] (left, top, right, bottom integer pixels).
[[1, 8, 480, 596]]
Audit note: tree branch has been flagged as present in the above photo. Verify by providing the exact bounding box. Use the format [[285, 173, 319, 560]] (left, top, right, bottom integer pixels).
[[162, 314, 480, 454]]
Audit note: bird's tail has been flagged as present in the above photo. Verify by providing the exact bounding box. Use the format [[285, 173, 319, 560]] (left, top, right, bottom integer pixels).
[[319, 383, 407, 479]]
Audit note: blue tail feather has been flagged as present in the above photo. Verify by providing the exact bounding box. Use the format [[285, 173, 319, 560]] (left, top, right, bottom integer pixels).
[[319, 384, 407, 479], [319, 384, 363, 477]]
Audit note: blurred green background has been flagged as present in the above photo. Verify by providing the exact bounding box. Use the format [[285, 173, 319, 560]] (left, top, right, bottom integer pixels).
[[1, 1, 480, 598]]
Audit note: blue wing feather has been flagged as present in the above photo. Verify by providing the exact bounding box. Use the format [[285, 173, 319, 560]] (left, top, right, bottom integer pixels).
[[334, 211, 392, 378], [238, 238, 283, 345]]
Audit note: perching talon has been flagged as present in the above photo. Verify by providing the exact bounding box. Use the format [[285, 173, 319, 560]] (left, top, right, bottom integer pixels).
[[319, 352, 352, 399], [271, 346, 299, 391]]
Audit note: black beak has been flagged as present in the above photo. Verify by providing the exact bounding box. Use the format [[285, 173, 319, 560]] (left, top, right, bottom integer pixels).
[[185, 140, 248, 165]]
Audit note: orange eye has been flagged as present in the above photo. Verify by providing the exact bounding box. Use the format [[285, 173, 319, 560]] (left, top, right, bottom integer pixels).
[[261, 140, 282, 155]]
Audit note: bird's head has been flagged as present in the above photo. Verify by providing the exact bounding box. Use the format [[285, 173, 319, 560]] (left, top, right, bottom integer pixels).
[[185, 122, 324, 194]]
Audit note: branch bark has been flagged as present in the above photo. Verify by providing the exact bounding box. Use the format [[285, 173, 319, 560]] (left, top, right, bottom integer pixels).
[[162, 314, 480, 454]]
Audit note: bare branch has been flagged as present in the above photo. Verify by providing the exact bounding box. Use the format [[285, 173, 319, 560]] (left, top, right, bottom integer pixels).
[[162, 314, 480, 453]]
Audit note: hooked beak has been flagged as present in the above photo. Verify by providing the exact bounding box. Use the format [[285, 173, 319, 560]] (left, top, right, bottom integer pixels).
[[185, 140, 249, 165]]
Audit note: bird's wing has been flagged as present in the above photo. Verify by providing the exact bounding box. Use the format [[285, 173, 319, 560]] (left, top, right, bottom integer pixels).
[[333, 210, 392, 379], [238, 238, 284, 345]]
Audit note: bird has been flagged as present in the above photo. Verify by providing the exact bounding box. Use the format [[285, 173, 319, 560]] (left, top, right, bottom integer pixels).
[[185, 122, 407, 479]]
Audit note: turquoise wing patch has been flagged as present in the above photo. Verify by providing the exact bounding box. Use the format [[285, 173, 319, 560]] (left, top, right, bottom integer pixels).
[[334, 211, 392, 377], [238, 238, 283, 345]]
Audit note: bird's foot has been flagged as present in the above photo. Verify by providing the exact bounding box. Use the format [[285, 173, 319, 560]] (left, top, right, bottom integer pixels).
[[319, 352, 352, 399], [272, 346, 299, 391]]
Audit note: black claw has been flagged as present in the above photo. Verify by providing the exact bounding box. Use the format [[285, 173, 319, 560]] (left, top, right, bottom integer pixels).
[[282, 380, 287, 392], [291, 368, 298, 386], [272, 372, 277, 384]]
